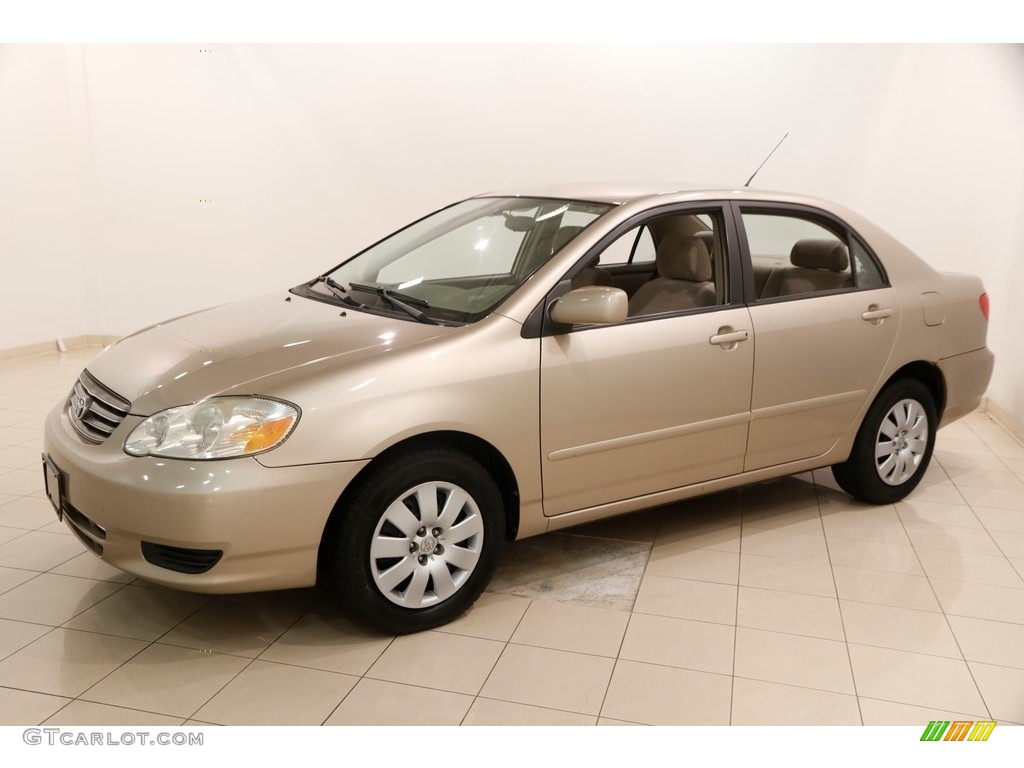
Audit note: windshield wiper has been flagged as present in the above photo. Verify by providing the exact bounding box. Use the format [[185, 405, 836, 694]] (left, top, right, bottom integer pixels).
[[348, 283, 439, 325], [310, 275, 363, 308]]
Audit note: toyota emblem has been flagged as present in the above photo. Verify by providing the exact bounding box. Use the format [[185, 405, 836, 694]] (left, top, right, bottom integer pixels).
[[72, 393, 90, 420]]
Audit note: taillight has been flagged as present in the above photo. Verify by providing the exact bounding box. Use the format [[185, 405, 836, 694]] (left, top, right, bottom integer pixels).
[[979, 293, 990, 321]]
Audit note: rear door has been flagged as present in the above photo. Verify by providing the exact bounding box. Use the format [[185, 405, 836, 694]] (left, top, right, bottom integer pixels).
[[735, 203, 899, 471]]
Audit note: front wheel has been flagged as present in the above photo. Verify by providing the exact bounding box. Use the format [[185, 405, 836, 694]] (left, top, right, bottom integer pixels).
[[321, 448, 504, 634], [832, 378, 937, 504]]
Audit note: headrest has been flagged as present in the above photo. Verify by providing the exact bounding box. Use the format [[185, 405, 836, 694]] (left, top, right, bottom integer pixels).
[[790, 239, 849, 272], [693, 230, 715, 255], [552, 226, 585, 253], [656, 235, 712, 282]]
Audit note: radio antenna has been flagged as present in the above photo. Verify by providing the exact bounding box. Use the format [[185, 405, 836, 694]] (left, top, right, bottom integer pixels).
[[744, 133, 789, 187]]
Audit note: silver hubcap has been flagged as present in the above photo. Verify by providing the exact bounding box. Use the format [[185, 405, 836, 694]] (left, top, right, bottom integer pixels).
[[874, 398, 929, 486], [370, 481, 484, 609]]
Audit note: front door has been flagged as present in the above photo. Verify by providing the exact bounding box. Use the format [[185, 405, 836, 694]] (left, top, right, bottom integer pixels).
[[538, 204, 754, 516]]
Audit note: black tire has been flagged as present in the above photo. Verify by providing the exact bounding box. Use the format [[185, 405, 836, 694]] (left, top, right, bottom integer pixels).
[[832, 378, 937, 504], [321, 447, 504, 634]]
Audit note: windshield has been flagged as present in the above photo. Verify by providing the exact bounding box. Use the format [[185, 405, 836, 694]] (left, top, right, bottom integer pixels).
[[299, 197, 612, 324]]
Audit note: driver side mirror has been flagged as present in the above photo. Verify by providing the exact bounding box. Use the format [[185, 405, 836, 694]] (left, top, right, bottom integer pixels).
[[549, 286, 628, 326]]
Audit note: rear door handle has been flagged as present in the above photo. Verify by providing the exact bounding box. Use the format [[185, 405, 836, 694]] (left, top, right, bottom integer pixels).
[[709, 329, 750, 350], [861, 305, 893, 325]]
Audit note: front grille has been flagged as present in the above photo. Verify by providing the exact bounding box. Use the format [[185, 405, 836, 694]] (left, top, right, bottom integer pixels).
[[67, 370, 131, 444], [141, 542, 223, 574]]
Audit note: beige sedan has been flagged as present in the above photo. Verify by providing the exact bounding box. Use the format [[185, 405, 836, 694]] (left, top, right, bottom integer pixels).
[[42, 185, 994, 633]]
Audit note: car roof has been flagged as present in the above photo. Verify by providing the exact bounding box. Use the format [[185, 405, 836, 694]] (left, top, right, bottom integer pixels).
[[472, 182, 836, 209]]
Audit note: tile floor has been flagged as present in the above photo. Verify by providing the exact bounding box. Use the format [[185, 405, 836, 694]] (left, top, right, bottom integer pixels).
[[1, 347, 1023, 726]]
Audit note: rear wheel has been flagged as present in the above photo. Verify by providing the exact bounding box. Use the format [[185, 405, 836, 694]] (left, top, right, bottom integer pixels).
[[832, 378, 937, 504], [321, 448, 504, 634]]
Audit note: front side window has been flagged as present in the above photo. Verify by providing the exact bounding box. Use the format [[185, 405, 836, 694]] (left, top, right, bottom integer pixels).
[[299, 197, 611, 324], [578, 210, 727, 318], [597, 226, 656, 266]]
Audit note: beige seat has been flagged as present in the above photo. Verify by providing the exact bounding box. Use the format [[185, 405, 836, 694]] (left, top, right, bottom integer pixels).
[[571, 255, 614, 289], [693, 230, 715, 265], [552, 226, 584, 254], [555, 226, 614, 289], [760, 239, 851, 298], [627, 234, 716, 316]]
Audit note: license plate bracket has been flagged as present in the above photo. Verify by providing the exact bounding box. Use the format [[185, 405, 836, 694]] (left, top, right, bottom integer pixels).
[[42, 454, 65, 521]]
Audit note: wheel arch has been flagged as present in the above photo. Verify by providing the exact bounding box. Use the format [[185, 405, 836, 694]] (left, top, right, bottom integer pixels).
[[317, 430, 521, 579], [881, 361, 946, 421]]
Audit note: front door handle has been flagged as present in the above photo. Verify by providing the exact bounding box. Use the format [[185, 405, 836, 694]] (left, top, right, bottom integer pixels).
[[861, 305, 893, 325], [709, 328, 750, 350]]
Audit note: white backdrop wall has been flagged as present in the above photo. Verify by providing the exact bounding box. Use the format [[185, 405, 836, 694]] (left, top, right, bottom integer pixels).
[[1, 44, 1022, 424]]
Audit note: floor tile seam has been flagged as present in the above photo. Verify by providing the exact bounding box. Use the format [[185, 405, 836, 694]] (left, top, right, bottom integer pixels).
[[912, 537, 1024, 581], [969, 418, 1024, 449], [734, 619, 843, 643], [943, 612, 1024, 631], [45, 695, 189, 725], [929, 635, 994, 722], [0, 519, 77, 533], [630, 606, 737, 629], [40, 566, 134, 586], [969, 530, 1024, 567], [0, 684, 70, 704], [341, 671, 479, 707], [812, 478, 865, 725], [950, 479, 1024, 493], [68, 636, 156, 707], [735, 578, 837, 600], [728, 546, 740, 726], [0, 623, 61, 665], [470, 691, 602, 721], [837, 595, 999, 619], [643, 561, 741, 583], [0, 576, 129, 625], [898, 492, 976, 509], [820, 530, 917, 546], [490, 637, 625, 663], [845, 639, 984, 668], [604, 653, 736, 684], [46, 579, 147, 630], [455, 595, 530, 725], [969, 516, 1024, 536], [151, 594, 313, 659], [887, 499, 996, 712], [731, 673, 862, 701], [0, 681, 71, 711], [166, 650, 263, 723], [961, 658, 1024, 674], [855, 693, 991, 721], [937, 607, 1024, 625], [912, 571, 1024, 590], [563, 531, 657, 547], [842, 638, 967, 662], [734, 549, 833, 566], [0, 527, 36, 551], [247, 601, 355, 661]]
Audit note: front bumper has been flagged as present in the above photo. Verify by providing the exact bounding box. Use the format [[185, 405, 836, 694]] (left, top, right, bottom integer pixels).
[[42, 404, 368, 593]]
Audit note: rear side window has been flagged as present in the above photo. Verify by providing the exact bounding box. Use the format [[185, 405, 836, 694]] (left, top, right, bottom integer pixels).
[[741, 211, 886, 300]]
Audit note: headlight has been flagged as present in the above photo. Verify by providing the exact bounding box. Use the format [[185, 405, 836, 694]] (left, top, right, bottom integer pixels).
[[124, 397, 299, 459]]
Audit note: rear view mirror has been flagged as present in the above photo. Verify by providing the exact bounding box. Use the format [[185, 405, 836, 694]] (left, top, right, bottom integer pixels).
[[549, 286, 628, 326]]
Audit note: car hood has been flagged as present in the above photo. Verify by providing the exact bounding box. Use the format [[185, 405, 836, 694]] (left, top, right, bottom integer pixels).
[[87, 292, 451, 414]]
